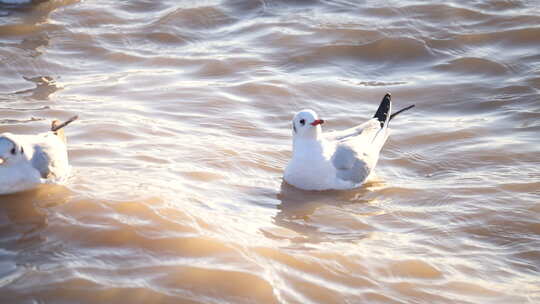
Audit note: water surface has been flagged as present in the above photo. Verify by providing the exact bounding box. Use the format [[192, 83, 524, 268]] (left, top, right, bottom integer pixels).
[[1, 0, 539, 303]]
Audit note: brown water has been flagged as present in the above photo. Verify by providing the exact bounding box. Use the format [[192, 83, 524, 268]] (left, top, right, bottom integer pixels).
[[1, 0, 539, 303]]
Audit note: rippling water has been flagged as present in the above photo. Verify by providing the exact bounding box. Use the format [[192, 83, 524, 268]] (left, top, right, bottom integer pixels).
[[1, 0, 539, 303]]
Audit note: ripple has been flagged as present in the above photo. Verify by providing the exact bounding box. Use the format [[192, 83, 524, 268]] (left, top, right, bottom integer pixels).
[[387, 259, 443, 279], [288, 37, 435, 69], [435, 57, 509, 76]]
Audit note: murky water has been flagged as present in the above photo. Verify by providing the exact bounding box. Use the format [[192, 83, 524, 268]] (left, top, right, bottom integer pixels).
[[1, 0, 539, 303]]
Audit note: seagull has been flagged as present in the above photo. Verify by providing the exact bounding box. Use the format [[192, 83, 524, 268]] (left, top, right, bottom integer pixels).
[[0, 116, 78, 195], [283, 93, 414, 190]]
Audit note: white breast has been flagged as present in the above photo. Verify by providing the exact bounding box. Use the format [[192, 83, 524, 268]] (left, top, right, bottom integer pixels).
[[0, 162, 42, 195]]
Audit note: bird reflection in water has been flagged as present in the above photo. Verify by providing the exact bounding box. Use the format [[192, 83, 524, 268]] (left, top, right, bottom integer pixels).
[[0, 184, 70, 246], [271, 179, 387, 244]]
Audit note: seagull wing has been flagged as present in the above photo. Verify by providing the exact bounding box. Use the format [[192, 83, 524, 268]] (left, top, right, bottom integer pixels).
[[329, 93, 394, 184], [323, 119, 372, 142], [330, 118, 387, 184], [30, 133, 69, 179], [31, 145, 53, 178]]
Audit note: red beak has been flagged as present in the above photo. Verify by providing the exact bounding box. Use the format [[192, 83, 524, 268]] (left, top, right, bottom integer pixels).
[[311, 119, 324, 126]]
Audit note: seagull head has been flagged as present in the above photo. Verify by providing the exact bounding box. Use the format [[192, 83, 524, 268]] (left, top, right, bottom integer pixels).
[[292, 109, 324, 140], [0, 134, 26, 166]]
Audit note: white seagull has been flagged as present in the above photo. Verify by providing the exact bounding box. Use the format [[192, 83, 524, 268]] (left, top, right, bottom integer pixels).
[[284, 93, 414, 190], [0, 116, 78, 195]]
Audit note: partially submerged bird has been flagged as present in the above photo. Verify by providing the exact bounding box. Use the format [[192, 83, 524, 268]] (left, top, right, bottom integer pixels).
[[0, 116, 78, 195], [284, 93, 414, 190]]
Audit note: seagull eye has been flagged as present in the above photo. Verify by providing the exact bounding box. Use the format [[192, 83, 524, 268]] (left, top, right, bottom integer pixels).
[[11, 147, 16, 155], [300, 119, 305, 126]]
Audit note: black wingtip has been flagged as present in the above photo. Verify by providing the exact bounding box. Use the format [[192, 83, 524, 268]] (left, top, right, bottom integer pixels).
[[373, 92, 391, 127]]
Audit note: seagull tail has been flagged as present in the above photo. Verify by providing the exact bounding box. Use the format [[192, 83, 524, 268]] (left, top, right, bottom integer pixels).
[[373, 93, 392, 128], [51, 115, 78, 143], [389, 104, 415, 122]]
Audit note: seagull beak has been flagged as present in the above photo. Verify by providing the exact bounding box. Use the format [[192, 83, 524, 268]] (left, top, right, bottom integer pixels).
[[311, 119, 324, 126]]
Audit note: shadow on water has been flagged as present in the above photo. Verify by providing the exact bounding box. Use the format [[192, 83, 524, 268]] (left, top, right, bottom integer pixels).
[[13, 76, 61, 100], [0, 188, 48, 290], [0, 0, 55, 28], [272, 181, 382, 243], [0, 0, 52, 56], [0, 1, 42, 12], [0, 184, 70, 247], [0, 184, 71, 290]]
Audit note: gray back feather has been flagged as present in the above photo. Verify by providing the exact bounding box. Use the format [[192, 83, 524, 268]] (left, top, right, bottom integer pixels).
[[330, 119, 386, 184], [332, 142, 371, 184], [31, 145, 52, 178]]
